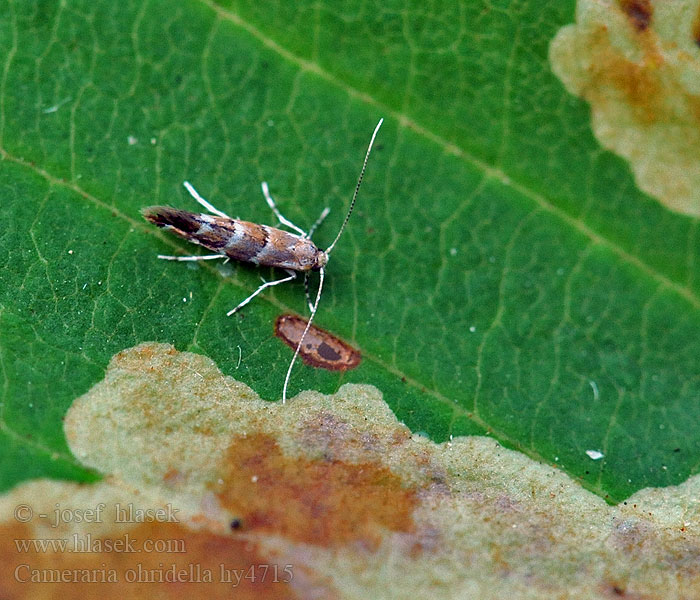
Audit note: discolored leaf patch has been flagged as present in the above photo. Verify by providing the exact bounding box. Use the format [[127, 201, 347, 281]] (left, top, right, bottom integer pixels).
[[2, 344, 699, 598], [214, 433, 414, 548], [550, 0, 700, 216], [274, 314, 361, 371]]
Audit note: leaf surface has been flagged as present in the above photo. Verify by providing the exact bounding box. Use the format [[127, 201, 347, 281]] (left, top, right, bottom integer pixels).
[[1, 0, 699, 502]]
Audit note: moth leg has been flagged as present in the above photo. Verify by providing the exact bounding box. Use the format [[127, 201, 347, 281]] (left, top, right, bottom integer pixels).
[[260, 182, 307, 237], [157, 254, 227, 262], [183, 181, 231, 219], [227, 269, 297, 316], [307, 207, 330, 239]]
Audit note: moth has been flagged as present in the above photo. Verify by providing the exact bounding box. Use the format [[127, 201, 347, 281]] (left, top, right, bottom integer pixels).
[[142, 119, 383, 403]]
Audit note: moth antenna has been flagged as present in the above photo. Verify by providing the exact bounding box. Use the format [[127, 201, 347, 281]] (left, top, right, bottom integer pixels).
[[325, 118, 383, 255], [282, 119, 382, 402], [282, 267, 325, 404]]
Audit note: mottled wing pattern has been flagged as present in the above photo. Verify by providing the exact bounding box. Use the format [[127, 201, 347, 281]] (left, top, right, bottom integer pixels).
[[141, 207, 324, 271]]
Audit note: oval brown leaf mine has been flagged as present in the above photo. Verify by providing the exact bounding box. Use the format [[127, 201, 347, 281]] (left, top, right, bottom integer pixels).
[[274, 314, 361, 371]]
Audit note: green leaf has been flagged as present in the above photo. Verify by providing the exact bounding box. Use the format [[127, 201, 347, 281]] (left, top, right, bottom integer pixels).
[[1, 0, 698, 503]]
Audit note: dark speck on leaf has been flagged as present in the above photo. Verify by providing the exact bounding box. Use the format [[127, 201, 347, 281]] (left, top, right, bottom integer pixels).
[[620, 0, 652, 32]]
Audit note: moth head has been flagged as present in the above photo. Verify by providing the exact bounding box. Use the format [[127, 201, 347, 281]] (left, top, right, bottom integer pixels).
[[312, 250, 329, 271]]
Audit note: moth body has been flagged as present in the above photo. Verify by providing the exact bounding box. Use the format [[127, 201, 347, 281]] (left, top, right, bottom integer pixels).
[[142, 207, 328, 271]]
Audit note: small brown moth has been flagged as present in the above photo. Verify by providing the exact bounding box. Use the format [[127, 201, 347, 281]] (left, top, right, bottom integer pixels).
[[142, 119, 383, 403]]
